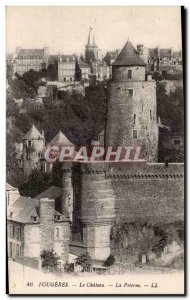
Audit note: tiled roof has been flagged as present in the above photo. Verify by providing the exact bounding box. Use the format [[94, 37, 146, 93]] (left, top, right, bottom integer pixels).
[[78, 59, 90, 68], [106, 51, 118, 59], [160, 49, 172, 58], [7, 196, 39, 223], [6, 183, 18, 191], [92, 61, 109, 67], [49, 130, 73, 146], [113, 40, 146, 66], [48, 55, 59, 65], [34, 186, 62, 200], [23, 124, 44, 140], [59, 55, 76, 63], [7, 196, 68, 223], [17, 49, 45, 59]]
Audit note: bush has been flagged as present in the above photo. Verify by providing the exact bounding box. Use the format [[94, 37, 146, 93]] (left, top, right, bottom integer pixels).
[[40, 249, 60, 271], [103, 254, 115, 267], [75, 252, 91, 269]]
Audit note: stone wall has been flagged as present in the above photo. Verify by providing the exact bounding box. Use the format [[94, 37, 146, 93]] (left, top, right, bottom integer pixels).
[[39, 198, 54, 251], [75, 161, 184, 226], [112, 66, 145, 81], [105, 80, 158, 161], [62, 161, 184, 260]]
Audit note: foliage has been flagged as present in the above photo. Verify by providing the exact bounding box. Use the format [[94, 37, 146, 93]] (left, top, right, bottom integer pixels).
[[64, 262, 74, 273], [157, 84, 184, 133], [75, 253, 91, 269], [19, 170, 53, 197], [103, 254, 115, 267], [40, 249, 60, 270]]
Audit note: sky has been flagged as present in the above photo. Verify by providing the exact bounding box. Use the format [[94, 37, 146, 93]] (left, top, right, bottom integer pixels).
[[6, 6, 182, 55]]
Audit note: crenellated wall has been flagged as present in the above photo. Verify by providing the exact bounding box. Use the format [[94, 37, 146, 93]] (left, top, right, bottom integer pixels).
[[62, 161, 184, 261]]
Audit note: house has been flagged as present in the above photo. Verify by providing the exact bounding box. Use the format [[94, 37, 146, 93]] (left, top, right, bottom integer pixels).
[[104, 50, 119, 66], [7, 197, 70, 266], [58, 55, 76, 82], [78, 59, 91, 80], [91, 60, 110, 81], [14, 47, 49, 76]]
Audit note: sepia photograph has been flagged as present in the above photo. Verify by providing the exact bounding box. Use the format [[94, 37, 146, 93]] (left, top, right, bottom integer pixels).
[[6, 6, 185, 295]]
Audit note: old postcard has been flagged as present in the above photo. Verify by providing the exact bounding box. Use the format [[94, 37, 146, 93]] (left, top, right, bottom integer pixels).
[[6, 6, 185, 295]]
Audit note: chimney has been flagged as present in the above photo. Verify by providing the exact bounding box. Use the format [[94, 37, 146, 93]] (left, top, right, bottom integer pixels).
[[137, 44, 144, 56], [40, 198, 55, 251]]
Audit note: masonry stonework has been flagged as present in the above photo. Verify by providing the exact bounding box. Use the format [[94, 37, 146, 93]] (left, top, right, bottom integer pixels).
[[40, 198, 54, 251]]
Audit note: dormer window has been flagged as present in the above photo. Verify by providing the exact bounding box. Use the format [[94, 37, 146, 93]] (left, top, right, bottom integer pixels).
[[10, 212, 13, 219], [55, 215, 61, 221], [28, 140, 32, 147], [31, 216, 38, 223]]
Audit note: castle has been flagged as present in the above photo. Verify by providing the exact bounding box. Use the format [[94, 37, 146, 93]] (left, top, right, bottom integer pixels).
[[7, 39, 184, 266], [60, 40, 184, 261]]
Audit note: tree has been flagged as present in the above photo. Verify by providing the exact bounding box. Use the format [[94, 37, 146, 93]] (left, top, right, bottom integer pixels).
[[19, 170, 53, 197], [40, 249, 60, 271]]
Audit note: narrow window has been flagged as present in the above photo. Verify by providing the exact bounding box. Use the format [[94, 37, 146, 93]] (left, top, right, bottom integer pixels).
[[127, 89, 133, 97], [128, 70, 132, 78], [16, 244, 20, 256], [134, 114, 136, 125], [28, 140, 32, 147], [56, 228, 59, 239], [133, 130, 138, 139], [150, 110, 152, 120]]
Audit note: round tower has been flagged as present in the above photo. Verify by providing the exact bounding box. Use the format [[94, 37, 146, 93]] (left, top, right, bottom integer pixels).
[[105, 40, 158, 162], [22, 124, 45, 175], [79, 162, 115, 261], [61, 161, 73, 222]]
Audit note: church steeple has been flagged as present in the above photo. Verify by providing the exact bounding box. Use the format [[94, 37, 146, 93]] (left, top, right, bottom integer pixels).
[[85, 26, 101, 63], [87, 26, 96, 47]]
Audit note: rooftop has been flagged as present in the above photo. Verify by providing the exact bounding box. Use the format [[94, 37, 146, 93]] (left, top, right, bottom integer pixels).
[[17, 49, 45, 59], [6, 183, 18, 191], [34, 186, 62, 200], [113, 40, 146, 66], [49, 130, 73, 146], [7, 196, 68, 224], [22, 124, 44, 140]]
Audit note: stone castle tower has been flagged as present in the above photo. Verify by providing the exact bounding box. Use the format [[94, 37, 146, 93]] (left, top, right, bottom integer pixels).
[[85, 27, 101, 63], [23, 124, 45, 176], [105, 40, 158, 162]]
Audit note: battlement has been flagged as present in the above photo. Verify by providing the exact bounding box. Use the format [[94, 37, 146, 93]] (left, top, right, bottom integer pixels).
[[63, 160, 184, 178]]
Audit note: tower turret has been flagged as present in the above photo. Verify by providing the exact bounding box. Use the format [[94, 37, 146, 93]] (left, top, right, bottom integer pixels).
[[22, 124, 45, 175], [105, 40, 158, 162], [85, 26, 101, 63]]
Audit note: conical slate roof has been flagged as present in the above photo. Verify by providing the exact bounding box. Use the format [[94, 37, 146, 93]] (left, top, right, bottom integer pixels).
[[113, 40, 146, 66], [50, 130, 73, 146], [23, 124, 44, 140]]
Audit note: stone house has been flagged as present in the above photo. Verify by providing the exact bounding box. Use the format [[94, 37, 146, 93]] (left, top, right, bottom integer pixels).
[[14, 47, 49, 76], [7, 197, 70, 266]]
